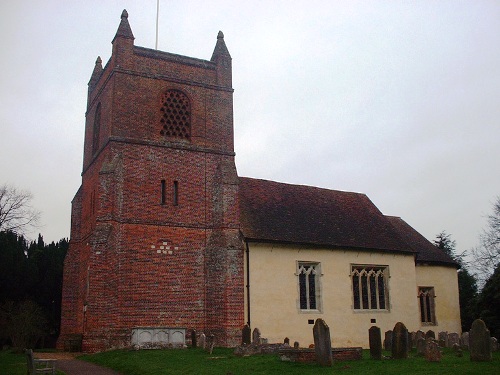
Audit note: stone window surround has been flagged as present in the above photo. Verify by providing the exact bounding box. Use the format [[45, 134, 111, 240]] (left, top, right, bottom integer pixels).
[[350, 264, 390, 312], [295, 261, 323, 313], [418, 286, 437, 325]]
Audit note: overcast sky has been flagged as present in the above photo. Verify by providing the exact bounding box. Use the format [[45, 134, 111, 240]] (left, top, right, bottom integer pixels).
[[1, 1, 499, 256]]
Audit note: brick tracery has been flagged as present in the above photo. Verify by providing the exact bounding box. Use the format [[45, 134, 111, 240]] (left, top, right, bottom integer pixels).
[[160, 90, 191, 140]]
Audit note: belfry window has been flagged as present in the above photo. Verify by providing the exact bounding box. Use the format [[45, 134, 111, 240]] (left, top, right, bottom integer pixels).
[[418, 287, 436, 325], [92, 103, 101, 155], [160, 90, 191, 140], [351, 265, 389, 310], [298, 262, 321, 311]]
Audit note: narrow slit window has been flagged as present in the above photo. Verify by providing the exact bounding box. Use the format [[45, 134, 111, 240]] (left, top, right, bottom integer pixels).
[[161, 180, 166, 205], [173, 180, 179, 206]]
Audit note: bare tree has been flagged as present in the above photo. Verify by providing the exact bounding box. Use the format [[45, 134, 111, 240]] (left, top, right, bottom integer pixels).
[[0, 184, 40, 236], [472, 196, 500, 284]]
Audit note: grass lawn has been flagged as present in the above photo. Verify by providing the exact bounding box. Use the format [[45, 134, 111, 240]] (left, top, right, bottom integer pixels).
[[1, 347, 498, 374], [79, 347, 500, 375]]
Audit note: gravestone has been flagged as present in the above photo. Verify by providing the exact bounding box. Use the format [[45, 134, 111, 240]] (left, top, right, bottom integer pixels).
[[460, 332, 469, 350], [206, 334, 215, 354], [425, 330, 435, 340], [416, 338, 426, 356], [199, 333, 206, 349], [438, 331, 448, 347], [452, 343, 463, 357], [391, 322, 408, 359], [407, 332, 413, 351], [284, 337, 290, 346], [470, 319, 492, 362], [242, 325, 251, 345], [415, 330, 425, 343], [491, 337, 498, 352], [313, 318, 333, 367], [293, 341, 300, 349], [410, 332, 417, 348], [191, 329, 197, 348], [252, 328, 261, 345], [425, 339, 442, 362], [369, 326, 382, 360], [448, 332, 460, 348], [384, 330, 393, 351]]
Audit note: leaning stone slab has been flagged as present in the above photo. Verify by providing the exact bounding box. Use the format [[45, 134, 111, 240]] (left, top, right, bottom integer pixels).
[[470, 319, 492, 362], [313, 318, 333, 366], [391, 322, 409, 359]]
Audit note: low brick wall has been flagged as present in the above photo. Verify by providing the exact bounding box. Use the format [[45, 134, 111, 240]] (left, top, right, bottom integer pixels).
[[279, 347, 362, 363]]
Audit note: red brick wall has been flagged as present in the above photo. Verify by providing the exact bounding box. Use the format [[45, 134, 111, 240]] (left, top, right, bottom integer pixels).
[[59, 15, 244, 352]]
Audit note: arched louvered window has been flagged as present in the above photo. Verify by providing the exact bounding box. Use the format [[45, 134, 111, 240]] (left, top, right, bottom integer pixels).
[[160, 90, 191, 140]]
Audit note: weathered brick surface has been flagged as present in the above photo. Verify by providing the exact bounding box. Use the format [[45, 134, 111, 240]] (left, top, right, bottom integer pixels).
[[58, 12, 243, 352]]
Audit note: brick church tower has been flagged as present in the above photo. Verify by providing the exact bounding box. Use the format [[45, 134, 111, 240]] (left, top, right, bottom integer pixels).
[[58, 10, 244, 352]]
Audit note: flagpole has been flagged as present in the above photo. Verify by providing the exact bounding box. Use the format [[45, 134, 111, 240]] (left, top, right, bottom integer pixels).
[[155, 0, 160, 49]]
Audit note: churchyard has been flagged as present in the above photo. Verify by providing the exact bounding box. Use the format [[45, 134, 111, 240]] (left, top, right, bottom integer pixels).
[[1, 319, 498, 374]]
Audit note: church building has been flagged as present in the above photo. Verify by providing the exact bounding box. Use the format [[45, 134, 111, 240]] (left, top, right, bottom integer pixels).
[[58, 11, 461, 352]]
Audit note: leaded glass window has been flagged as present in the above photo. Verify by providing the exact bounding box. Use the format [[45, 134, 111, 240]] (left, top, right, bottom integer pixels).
[[298, 263, 320, 310], [351, 265, 389, 310], [418, 287, 436, 325]]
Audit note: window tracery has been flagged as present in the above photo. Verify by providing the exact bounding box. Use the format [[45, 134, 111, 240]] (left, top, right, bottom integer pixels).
[[351, 265, 388, 310]]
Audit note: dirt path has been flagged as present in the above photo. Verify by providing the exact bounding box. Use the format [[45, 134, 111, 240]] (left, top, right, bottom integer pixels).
[[34, 352, 122, 375]]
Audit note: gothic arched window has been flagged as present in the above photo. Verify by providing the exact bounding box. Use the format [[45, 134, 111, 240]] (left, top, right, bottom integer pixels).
[[160, 90, 191, 140], [92, 103, 101, 155]]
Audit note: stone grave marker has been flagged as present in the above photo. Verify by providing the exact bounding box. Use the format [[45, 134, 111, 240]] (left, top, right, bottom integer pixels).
[[460, 332, 469, 350], [191, 329, 197, 348], [284, 337, 290, 346], [425, 330, 435, 340], [491, 337, 498, 352], [391, 322, 409, 359], [384, 330, 393, 351], [369, 326, 382, 360], [415, 330, 425, 343], [206, 334, 215, 354], [199, 332, 206, 349], [448, 332, 460, 348], [438, 331, 448, 347], [410, 332, 417, 348], [313, 318, 333, 367], [470, 319, 492, 362], [242, 325, 251, 345], [425, 339, 442, 362], [293, 341, 299, 349], [252, 328, 261, 345], [416, 338, 426, 356]]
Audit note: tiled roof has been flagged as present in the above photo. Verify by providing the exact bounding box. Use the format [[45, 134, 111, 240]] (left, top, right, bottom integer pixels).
[[386, 216, 458, 267], [238, 177, 414, 254]]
